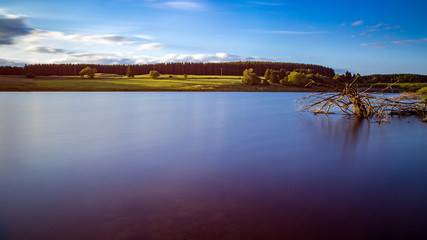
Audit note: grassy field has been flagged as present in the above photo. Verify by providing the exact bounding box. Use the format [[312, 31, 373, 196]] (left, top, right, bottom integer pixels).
[[360, 82, 427, 91], [1, 74, 426, 92], [0, 74, 321, 92]]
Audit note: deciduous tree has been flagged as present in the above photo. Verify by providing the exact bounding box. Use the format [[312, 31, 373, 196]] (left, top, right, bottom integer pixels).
[[79, 67, 97, 78], [287, 71, 308, 86], [242, 68, 261, 85], [149, 70, 160, 79]]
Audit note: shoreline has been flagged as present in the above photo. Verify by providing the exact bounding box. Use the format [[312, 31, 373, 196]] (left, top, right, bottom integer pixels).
[[0, 75, 424, 92]]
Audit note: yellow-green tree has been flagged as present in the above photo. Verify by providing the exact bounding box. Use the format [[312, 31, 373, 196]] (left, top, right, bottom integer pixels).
[[242, 68, 261, 85], [286, 71, 308, 86], [149, 70, 160, 79], [79, 67, 97, 78]]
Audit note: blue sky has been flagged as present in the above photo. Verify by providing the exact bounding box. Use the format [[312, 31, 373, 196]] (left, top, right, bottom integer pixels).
[[1, 0, 427, 75]]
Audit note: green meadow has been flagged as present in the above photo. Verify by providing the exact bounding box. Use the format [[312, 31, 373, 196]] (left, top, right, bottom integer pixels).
[[0, 74, 322, 92], [1, 74, 426, 92]]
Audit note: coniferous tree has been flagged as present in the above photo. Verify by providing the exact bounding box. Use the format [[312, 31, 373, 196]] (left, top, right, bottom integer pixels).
[[126, 66, 134, 78]]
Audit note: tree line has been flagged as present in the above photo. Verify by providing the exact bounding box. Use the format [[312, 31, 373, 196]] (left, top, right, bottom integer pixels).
[[1, 63, 425, 83], [243, 68, 427, 86], [243, 68, 332, 86], [0, 62, 335, 78], [358, 74, 427, 83]]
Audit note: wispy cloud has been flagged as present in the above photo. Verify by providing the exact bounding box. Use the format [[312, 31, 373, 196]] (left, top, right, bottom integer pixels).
[[81, 35, 130, 44], [366, 23, 383, 32], [134, 35, 155, 40], [351, 20, 363, 26], [140, 53, 280, 64], [22, 29, 165, 50], [250, 1, 282, 6], [161, 1, 204, 10], [145, 1, 205, 10], [52, 52, 137, 65], [359, 42, 388, 49], [264, 30, 327, 35], [25, 46, 65, 54], [392, 38, 427, 44], [137, 43, 164, 50], [24, 29, 136, 45], [359, 37, 427, 48], [372, 23, 384, 28], [366, 23, 401, 32], [0, 10, 32, 44], [22, 52, 280, 65], [384, 25, 401, 31]]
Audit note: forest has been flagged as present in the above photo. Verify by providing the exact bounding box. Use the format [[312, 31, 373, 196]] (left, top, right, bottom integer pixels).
[[1, 62, 426, 84], [0, 62, 334, 77], [358, 74, 427, 83]]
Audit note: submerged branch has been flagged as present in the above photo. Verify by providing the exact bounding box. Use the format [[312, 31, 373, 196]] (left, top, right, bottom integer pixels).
[[297, 80, 427, 122]]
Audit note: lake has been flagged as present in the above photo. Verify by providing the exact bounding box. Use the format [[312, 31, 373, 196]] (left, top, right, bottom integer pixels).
[[0, 92, 426, 240]]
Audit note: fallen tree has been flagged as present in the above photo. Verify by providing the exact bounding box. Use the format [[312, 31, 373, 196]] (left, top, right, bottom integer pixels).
[[297, 79, 426, 122]]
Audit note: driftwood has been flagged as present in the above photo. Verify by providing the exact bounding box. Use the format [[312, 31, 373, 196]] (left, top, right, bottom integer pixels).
[[297, 79, 426, 122]]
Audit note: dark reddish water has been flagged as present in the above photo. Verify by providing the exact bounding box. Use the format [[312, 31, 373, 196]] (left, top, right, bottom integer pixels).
[[0, 92, 426, 240]]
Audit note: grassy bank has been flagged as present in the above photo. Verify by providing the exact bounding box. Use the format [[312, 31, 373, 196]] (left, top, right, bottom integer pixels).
[[360, 82, 427, 92], [0, 74, 324, 92], [2, 74, 426, 92]]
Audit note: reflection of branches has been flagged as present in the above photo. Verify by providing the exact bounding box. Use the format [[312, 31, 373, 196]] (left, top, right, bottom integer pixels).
[[299, 114, 371, 161], [297, 79, 426, 122]]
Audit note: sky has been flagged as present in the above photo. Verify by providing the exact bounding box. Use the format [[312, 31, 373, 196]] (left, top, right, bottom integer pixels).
[[1, 0, 427, 75]]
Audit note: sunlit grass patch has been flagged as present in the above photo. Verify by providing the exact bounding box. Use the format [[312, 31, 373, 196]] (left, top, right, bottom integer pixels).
[[0, 75, 325, 92]]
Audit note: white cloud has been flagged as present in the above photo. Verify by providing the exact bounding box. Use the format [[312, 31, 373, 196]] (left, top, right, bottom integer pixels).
[[373, 23, 383, 28], [161, 1, 204, 10], [358, 37, 427, 48], [135, 53, 279, 64], [137, 43, 164, 50], [49, 52, 137, 65], [23, 29, 136, 45], [250, 2, 282, 6], [392, 38, 427, 44], [384, 25, 401, 31], [359, 42, 388, 48], [81, 35, 131, 44], [135, 35, 155, 40], [0, 9, 28, 19], [25, 46, 65, 53], [351, 20, 363, 26], [27, 52, 279, 65], [264, 30, 326, 35]]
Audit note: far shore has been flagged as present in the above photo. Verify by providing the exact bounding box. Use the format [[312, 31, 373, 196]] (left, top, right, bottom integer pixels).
[[0, 74, 426, 92]]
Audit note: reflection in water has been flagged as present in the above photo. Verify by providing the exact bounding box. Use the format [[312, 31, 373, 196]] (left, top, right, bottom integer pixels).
[[304, 115, 372, 161], [0, 92, 426, 240]]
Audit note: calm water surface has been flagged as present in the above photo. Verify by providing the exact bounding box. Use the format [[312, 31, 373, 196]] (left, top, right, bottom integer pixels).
[[0, 92, 426, 240]]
